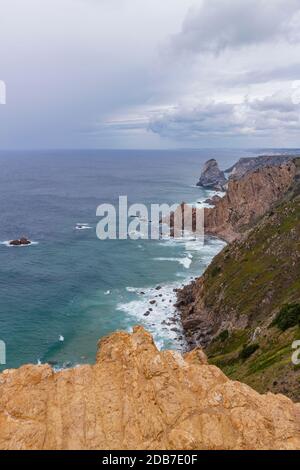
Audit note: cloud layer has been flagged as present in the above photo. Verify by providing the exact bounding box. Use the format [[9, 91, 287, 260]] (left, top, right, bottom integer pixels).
[[1, 0, 300, 148], [172, 0, 300, 54], [148, 93, 300, 142]]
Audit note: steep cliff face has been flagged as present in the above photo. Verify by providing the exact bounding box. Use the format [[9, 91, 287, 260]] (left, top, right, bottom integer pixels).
[[226, 154, 297, 180], [204, 161, 296, 242], [178, 159, 300, 401], [0, 327, 299, 450]]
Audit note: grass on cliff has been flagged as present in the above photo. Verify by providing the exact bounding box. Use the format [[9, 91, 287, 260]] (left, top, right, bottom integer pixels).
[[272, 303, 300, 331], [207, 325, 300, 400], [204, 181, 300, 401]]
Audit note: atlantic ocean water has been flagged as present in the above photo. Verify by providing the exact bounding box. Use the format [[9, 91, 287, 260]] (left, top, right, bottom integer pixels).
[[0, 149, 263, 369]]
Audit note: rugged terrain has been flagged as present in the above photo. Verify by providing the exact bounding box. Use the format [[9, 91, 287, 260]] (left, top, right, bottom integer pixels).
[[226, 154, 297, 180], [0, 327, 299, 450], [178, 158, 300, 401], [204, 160, 296, 242]]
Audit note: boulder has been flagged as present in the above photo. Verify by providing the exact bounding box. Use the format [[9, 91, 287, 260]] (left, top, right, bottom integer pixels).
[[9, 237, 31, 246]]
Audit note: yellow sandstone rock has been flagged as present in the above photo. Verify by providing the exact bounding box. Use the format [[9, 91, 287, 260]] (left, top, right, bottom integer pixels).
[[0, 326, 299, 450]]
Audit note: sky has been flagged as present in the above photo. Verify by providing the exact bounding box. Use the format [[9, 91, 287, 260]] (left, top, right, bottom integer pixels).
[[1, 0, 300, 149]]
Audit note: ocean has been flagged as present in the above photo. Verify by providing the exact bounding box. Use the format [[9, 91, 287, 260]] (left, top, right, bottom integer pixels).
[[0, 148, 264, 370]]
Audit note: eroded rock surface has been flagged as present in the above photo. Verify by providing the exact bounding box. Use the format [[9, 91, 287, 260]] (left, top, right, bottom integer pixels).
[[204, 161, 296, 241], [0, 327, 299, 450], [197, 159, 227, 190], [226, 154, 297, 180]]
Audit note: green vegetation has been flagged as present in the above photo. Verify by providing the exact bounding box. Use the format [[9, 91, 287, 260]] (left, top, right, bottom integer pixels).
[[272, 304, 300, 331], [239, 343, 259, 360], [203, 167, 300, 400], [210, 265, 222, 277], [217, 330, 229, 342]]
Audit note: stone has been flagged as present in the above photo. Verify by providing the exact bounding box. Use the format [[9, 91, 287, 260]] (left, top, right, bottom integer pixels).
[[9, 237, 31, 246], [0, 327, 299, 450], [197, 159, 227, 190]]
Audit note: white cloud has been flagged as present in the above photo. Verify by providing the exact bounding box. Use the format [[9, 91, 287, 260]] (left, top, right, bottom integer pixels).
[[172, 0, 300, 55], [147, 92, 300, 142], [1, 0, 300, 148]]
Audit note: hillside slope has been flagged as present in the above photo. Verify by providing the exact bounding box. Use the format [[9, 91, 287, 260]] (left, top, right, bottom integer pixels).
[[178, 159, 300, 401]]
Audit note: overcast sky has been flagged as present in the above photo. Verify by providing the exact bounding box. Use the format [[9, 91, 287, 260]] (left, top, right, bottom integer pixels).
[[1, 0, 300, 149]]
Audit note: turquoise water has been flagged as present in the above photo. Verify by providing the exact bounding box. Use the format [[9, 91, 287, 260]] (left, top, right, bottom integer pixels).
[[0, 149, 253, 369]]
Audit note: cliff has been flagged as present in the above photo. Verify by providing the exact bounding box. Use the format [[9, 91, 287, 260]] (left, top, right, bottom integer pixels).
[[204, 161, 296, 242], [0, 327, 299, 450], [226, 154, 297, 180], [178, 159, 300, 401]]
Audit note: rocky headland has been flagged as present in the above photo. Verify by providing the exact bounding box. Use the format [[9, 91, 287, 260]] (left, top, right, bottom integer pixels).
[[204, 160, 296, 242], [0, 327, 299, 450], [177, 157, 300, 401]]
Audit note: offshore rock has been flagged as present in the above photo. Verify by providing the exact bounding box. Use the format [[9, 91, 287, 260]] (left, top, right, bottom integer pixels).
[[197, 159, 227, 190]]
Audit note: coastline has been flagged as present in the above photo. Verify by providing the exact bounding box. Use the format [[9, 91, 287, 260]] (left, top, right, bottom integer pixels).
[[115, 193, 227, 354]]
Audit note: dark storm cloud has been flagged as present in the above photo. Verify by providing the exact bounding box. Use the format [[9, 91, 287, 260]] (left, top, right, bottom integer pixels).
[[1, 0, 300, 148]]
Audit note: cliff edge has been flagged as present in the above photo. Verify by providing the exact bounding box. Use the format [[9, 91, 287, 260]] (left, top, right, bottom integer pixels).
[[0, 327, 299, 450], [178, 159, 300, 401], [204, 161, 296, 242]]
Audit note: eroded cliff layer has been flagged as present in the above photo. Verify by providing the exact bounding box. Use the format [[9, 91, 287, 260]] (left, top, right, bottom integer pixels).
[[0, 327, 299, 450], [204, 161, 296, 242]]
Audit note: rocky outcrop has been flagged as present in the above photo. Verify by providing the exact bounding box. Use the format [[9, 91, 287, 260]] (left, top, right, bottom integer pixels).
[[204, 161, 296, 242], [226, 154, 297, 181], [9, 237, 31, 246], [163, 162, 295, 241], [197, 159, 227, 190], [0, 326, 299, 450]]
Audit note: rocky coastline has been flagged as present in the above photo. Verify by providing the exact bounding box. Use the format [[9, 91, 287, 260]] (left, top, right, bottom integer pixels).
[[0, 154, 300, 450], [177, 155, 300, 401]]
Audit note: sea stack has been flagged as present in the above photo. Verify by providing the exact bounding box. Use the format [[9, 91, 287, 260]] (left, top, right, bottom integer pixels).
[[197, 159, 226, 190]]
